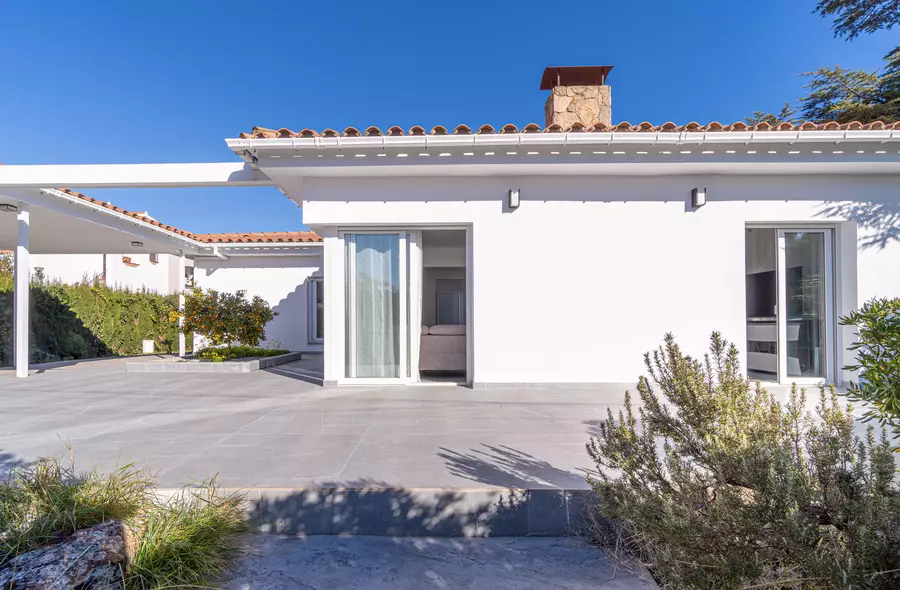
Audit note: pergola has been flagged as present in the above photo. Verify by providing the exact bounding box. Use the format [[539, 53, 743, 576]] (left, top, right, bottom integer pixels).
[[0, 163, 272, 377]]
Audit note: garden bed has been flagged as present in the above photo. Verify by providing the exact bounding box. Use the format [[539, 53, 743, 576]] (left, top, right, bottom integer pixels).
[[125, 351, 303, 373]]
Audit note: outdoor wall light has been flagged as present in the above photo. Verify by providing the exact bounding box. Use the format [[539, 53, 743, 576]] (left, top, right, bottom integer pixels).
[[691, 187, 707, 208], [508, 188, 520, 209], [0, 204, 17, 213], [131, 241, 144, 248]]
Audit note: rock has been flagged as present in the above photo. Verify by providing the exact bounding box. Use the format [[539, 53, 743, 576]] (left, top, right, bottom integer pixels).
[[0, 520, 136, 589]]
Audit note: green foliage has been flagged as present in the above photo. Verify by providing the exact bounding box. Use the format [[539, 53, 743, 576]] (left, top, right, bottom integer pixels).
[[841, 297, 900, 449], [745, 102, 798, 126], [815, 0, 900, 40], [0, 272, 182, 366], [180, 287, 276, 348], [126, 480, 247, 590], [0, 458, 152, 566], [196, 345, 288, 362], [799, 59, 900, 123], [1, 457, 248, 588], [750, 3, 900, 124], [587, 333, 900, 590]]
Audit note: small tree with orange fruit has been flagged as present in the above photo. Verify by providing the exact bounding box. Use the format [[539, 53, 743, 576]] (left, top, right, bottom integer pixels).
[[175, 287, 275, 349]]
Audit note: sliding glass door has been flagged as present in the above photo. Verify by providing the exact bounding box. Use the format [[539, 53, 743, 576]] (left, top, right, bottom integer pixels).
[[746, 227, 834, 384], [344, 232, 421, 382], [776, 229, 834, 383]]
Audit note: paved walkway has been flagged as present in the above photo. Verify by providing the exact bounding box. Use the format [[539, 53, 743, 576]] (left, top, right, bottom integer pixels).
[[226, 535, 656, 589], [0, 358, 628, 489]]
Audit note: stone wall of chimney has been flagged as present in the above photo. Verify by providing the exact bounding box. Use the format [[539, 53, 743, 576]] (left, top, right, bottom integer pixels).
[[544, 85, 612, 128]]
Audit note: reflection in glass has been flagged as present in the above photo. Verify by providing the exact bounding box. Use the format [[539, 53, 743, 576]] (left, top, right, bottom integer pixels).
[[784, 232, 827, 378]]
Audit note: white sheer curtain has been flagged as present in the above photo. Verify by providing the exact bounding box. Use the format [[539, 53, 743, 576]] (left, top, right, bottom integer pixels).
[[354, 234, 400, 377]]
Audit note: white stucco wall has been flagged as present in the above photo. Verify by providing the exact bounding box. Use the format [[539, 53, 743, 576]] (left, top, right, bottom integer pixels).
[[28, 252, 180, 293], [297, 174, 900, 385], [193, 254, 323, 352], [29, 254, 104, 285]]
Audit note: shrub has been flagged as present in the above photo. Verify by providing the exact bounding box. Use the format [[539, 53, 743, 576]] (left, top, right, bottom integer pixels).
[[0, 272, 183, 366], [587, 333, 900, 590], [178, 287, 276, 349], [841, 297, 900, 450], [196, 345, 288, 362]]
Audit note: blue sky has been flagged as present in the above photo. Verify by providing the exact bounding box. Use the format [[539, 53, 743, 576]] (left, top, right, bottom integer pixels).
[[1, 0, 896, 233]]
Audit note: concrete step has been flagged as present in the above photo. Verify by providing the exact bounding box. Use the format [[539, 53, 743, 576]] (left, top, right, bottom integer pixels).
[[241, 487, 599, 537]]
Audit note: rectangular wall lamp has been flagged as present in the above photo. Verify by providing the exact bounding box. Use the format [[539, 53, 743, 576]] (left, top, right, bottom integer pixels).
[[691, 187, 707, 208], [508, 188, 520, 209]]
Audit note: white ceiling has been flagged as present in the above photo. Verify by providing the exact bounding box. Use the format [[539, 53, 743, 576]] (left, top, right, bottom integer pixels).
[[0, 204, 192, 255]]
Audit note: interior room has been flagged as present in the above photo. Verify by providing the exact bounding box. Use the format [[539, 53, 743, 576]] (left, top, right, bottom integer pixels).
[[745, 227, 829, 382], [419, 230, 467, 383]]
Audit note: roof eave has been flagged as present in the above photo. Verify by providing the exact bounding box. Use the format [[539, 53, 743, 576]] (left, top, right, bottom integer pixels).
[[226, 129, 900, 156]]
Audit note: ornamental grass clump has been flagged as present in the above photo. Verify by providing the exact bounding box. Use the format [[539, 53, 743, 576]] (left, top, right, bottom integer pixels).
[[1, 456, 248, 589], [587, 332, 900, 590], [126, 480, 248, 590], [0, 458, 152, 566]]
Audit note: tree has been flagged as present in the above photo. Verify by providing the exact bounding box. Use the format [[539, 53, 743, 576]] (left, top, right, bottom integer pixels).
[[799, 59, 900, 123], [815, 0, 900, 40], [745, 102, 797, 125], [747, 2, 900, 123], [177, 287, 276, 348]]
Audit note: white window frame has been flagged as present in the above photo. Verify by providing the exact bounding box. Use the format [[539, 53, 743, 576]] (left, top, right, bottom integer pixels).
[[342, 231, 418, 384], [308, 276, 324, 344], [776, 228, 835, 385]]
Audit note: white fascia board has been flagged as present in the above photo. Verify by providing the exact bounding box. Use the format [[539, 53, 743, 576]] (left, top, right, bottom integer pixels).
[[228, 129, 900, 157], [0, 163, 272, 189]]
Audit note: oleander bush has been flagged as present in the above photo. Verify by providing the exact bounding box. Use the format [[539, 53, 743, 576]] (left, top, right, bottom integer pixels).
[[0, 266, 183, 366], [841, 297, 900, 451], [196, 345, 288, 362], [587, 332, 900, 590]]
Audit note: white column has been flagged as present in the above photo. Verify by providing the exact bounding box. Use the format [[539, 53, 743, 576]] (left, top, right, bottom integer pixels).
[[14, 204, 30, 378], [178, 252, 186, 357]]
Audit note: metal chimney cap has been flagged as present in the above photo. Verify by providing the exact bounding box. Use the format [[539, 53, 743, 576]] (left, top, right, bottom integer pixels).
[[540, 66, 614, 90]]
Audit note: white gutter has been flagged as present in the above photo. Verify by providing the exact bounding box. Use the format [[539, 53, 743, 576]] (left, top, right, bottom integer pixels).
[[226, 129, 900, 155], [211, 246, 229, 260]]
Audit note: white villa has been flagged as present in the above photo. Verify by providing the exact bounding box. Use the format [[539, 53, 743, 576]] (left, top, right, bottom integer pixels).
[[2, 66, 899, 386]]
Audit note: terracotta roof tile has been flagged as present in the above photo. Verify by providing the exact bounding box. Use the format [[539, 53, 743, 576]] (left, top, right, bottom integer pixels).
[[52, 189, 321, 245], [193, 232, 323, 244], [237, 121, 900, 139]]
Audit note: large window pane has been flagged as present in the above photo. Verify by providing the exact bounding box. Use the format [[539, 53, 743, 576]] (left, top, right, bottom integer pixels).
[[784, 232, 827, 378], [353, 234, 400, 378], [315, 280, 324, 340]]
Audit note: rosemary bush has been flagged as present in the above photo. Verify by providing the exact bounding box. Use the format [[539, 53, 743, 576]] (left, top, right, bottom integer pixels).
[[587, 333, 900, 589]]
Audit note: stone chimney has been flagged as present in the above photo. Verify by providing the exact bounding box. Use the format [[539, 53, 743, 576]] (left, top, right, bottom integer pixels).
[[541, 66, 613, 128]]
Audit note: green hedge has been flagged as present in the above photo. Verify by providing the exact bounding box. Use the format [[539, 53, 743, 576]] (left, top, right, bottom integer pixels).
[[0, 273, 184, 366]]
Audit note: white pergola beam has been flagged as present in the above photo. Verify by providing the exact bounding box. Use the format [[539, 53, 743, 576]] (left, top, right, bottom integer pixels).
[[14, 204, 30, 378], [0, 163, 271, 189]]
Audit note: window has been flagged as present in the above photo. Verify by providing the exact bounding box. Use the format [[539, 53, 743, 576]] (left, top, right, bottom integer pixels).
[[309, 277, 324, 344]]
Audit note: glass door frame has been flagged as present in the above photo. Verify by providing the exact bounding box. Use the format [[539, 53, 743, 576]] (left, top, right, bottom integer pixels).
[[342, 230, 421, 385], [776, 228, 835, 385]]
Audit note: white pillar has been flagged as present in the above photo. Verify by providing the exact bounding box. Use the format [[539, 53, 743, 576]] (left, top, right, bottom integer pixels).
[[178, 252, 186, 357], [14, 204, 30, 378]]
